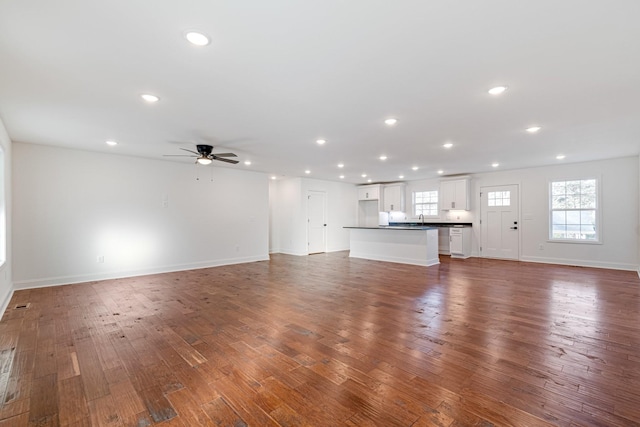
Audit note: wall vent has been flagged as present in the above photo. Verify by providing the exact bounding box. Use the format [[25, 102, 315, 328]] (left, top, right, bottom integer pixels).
[[14, 303, 30, 310]]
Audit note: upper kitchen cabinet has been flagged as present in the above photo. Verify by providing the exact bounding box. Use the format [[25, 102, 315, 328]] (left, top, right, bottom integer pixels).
[[357, 184, 381, 201], [382, 183, 406, 212], [441, 178, 470, 210]]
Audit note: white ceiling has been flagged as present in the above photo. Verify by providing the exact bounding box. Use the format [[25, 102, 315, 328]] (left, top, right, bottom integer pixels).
[[1, 1, 639, 183]]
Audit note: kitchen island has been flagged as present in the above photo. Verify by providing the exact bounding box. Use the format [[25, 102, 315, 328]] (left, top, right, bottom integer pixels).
[[344, 226, 439, 267]]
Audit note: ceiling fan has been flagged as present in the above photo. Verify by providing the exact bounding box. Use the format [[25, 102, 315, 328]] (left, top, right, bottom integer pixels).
[[164, 144, 239, 165]]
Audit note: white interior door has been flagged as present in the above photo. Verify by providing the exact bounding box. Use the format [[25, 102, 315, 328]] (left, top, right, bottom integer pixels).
[[480, 185, 519, 260], [307, 191, 327, 254]]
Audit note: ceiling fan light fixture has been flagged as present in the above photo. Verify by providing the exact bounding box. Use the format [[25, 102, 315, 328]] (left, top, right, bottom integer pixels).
[[197, 157, 212, 165]]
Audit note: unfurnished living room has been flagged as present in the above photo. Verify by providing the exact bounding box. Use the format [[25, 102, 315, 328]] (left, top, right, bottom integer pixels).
[[1, 2, 640, 426]]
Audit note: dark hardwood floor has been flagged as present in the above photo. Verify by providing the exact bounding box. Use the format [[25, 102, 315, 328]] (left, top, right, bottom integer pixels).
[[1, 253, 639, 426]]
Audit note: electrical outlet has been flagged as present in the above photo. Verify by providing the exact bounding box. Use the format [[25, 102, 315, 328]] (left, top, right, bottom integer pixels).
[[538, 243, 544, 250], [97, 255, 105, 263]]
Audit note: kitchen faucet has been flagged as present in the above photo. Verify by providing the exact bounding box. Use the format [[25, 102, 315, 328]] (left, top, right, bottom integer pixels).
[[418, 214, 424, 225]]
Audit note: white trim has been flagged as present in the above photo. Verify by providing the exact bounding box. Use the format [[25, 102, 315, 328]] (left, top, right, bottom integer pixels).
[[0, 287, 13, 319], [12, 255, 269, 290], [520, 255, 637, 272]]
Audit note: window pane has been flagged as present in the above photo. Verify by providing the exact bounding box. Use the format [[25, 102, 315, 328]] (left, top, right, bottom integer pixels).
[[552, 195, 566, 209], [552, 182, 566, 195], [566, 211, 580, 225], [581, 210, 595, 225], [552, 211, 566, 225]]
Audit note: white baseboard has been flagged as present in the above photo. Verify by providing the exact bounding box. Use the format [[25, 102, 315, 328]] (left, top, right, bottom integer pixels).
[[349, 252, 439, 267], [520, 255, 637, 272], [12, 255, 270, 290]]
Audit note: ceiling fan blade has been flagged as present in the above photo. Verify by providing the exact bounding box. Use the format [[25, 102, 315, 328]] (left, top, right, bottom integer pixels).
[[212, 155, 239, 164], [180, 148, 200, 155], [163, 154, 197, 157], [211, 152, 237, 158]]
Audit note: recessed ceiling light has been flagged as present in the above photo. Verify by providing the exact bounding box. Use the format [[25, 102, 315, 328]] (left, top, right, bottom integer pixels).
[[556, 154, 566, 160], [488, 86, 507, 95], [140, 94, 159, 103], [384, 118, 398, 126], [443, 142, 453, 149], [367, 179, 372, 183], [271, 176, 277, 180], [361, 173, 367, 178], [399, 175, 404, 179], [492, 162, 500, 168], [316, 139, 326, 145], [412, 166, 419, 171], [526, 126, 542, 133], [185, 31, 210, 46], [437, 170, 444, 174], [105, 140, 118, 146], [244, 161, 251, 166], [379, 155, 387, 161], [339, 175, 345, 179], [305, 170, 311, 174], [337, 163, 344, 168]]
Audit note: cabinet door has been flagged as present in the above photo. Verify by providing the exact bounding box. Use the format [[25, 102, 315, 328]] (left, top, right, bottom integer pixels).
[[441, 179, 469, 210], [358, 186, 379, 200], [441, 181, 456, 209], [450, 229, 463, 254], [383, 185, 401, 211]]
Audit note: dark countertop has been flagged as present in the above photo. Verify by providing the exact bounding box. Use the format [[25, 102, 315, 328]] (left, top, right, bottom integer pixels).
[[344, 226, 439, 230], [389, 222, 472, 228]]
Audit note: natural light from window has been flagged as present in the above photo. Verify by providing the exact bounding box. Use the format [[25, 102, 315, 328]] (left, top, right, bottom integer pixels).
[[0, 147, 5, 266], [550, 178, 598, 242], [413, 190, 438, 217], [488, 191, 511, 207]]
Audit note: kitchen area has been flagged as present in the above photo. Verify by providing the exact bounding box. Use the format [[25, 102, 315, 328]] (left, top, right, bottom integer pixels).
[[345, 177, 473, 265]]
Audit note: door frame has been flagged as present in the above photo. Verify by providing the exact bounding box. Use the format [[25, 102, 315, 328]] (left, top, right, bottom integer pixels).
[[479, 183, 521, 260], [307, 190, 327, 254]]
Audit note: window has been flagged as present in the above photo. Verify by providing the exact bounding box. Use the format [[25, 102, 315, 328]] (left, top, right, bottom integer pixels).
[[488, 191, 511, 206], [550, 178, 599, 242], [413, 190, 438, 216]]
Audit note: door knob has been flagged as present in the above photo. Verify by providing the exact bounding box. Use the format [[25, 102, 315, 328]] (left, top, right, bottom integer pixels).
[[510, 226, 518, 230]]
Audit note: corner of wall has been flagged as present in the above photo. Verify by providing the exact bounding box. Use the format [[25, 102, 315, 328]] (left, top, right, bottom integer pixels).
[[0, 117, 12, 319]]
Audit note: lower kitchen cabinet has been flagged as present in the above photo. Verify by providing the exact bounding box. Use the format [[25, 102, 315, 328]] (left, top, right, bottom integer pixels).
[[450, 227, 471, 259]]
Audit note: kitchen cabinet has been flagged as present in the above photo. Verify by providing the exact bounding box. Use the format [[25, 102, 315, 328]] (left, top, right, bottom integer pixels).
[[450, 227, 471, 258], [357, 184, 380, 201], [382, 183, 405, 212], [441, 178, 470, 210]]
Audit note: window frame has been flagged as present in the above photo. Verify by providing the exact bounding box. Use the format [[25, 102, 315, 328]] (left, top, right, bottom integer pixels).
[[412, 189, 439, 218], [548, 177, 602, 244]]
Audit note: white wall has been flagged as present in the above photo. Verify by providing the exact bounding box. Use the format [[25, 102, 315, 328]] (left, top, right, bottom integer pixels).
[[301, 178, 357, 252], [0, 119, 12, 314], [12, 143, 270, 289], [470, 156, 638, 271], [270, 177, 356, 255], [270, 177, 304, 255]]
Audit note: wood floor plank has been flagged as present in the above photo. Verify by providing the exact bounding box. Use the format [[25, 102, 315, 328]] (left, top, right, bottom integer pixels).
[[1, 253, 639, 425]]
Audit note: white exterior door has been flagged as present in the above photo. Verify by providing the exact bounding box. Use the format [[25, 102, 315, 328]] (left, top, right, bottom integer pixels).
[[480, 185, 519, 260], [307, 191, 327, 254]]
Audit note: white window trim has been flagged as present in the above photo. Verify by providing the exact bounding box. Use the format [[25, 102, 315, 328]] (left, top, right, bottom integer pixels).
[[547, 177, 602, 245]]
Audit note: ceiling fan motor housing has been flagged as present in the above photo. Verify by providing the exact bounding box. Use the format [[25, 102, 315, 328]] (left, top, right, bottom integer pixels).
[[196, 144, 214, 156]]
